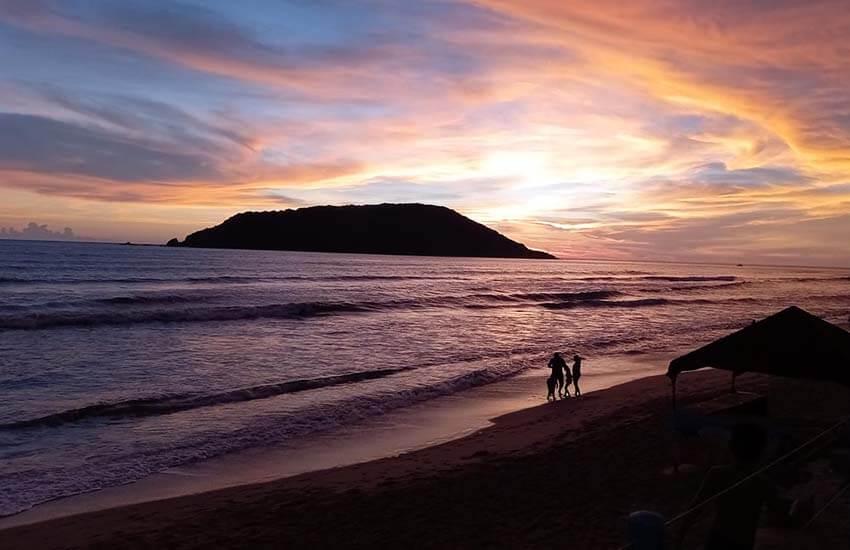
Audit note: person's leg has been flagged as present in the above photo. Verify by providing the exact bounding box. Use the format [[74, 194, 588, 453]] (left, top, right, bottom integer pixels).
[[557, 372, 564, 397], [574, 377, 581, 396]]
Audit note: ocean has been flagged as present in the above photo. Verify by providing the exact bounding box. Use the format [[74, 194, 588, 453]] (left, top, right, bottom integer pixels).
[[1, 239, 849, 516]]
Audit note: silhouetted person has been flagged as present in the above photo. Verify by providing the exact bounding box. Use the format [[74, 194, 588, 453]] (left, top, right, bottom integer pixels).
[[676, 423, 800, 550], [547, 352, 567, 398], [546, 374, 557, 401], [563, 363, 573, 398], [572, 355, 583, 396]]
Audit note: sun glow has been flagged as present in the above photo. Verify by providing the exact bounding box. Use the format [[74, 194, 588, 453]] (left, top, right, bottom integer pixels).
[[481, 151, 553, 186]]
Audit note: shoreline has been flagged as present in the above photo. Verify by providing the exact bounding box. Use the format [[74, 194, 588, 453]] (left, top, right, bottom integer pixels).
[[0, 352, 671, 529], [4, 362, 845, 548], [0, 367, 767, 549]]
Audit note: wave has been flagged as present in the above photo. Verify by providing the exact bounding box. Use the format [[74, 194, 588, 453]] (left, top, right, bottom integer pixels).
[[640, 275, 737, 282], [459, 290, 622, 304], [0, 301, 377, 330], [541, 296, 766, 310], [0, 294, 211, 312], [786, 276, 850, 283], [569, 274, 850, 287], [641, 281, 747, 293], [0, 368, 407, 431], [96, 295, 203, 305], [542, 297, 669, 309], [1, 289, 772, 330], [571, 275, 737, 283], [509, 290, 621, 301], [313, 274, 463, 282], [0, 358, 530, 516], [0, 290, 632, 330], [0, 274, 463, 286], [0, 275, 259, 285]]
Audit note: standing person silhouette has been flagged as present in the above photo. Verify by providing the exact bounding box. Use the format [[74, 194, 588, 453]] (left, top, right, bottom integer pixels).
[[572, 355, 583, 396], [547, 352, 567, 398]]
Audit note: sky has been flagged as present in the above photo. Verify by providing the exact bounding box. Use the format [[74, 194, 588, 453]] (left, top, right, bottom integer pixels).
[[1, 0, 849, 266]]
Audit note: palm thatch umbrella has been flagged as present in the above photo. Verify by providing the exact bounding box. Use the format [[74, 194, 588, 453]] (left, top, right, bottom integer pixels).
[[667, 306, 850, 406]]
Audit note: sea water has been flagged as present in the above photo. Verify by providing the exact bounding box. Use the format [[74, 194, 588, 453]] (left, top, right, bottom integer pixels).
[[1, 239, 849, 515]]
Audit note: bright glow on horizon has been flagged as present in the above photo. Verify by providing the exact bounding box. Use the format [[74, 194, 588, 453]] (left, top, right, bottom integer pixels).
[[1, 1, 850, 266]]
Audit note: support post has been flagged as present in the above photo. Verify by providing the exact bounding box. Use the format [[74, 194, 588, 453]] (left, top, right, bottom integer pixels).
[[670, 375, 680, 475], [671, 376, 677, 409]]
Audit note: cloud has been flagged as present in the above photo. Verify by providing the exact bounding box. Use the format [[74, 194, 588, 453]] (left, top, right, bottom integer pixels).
[[0, 221, 89, 241], [600, 211, 673, 223], [38, 86, 257, 153], [688, 162, 810, 190], [0, 111, 366, 203], [276, 175, 516, 207], [474, 0, 850, 172], [0, 0, 426, 99], [0, 113, 223, 183], [580, 207, 850, 264], [0, 0, 849, 263]]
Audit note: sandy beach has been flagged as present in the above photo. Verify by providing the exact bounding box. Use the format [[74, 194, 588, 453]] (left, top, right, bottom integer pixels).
[[2, 369, 846, 549]]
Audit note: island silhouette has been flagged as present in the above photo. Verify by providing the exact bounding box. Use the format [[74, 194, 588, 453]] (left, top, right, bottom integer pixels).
[[169, 203, 555, 259]]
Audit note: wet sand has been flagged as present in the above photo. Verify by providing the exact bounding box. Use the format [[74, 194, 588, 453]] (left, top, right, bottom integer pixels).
[[0, 369, 845, 549], [0, 354, 666, 529]]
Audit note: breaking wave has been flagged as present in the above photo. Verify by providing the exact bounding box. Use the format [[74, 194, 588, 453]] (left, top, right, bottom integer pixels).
[[575, 275, 738, 282], [542, 297, 670, 309], [0, 302, 375, 330], [0, 368, 407, 431], [0, 290, 780, 330], [96, 295, 203, 305], [0, 290, 629, 330], [0, 358, 532, 516]]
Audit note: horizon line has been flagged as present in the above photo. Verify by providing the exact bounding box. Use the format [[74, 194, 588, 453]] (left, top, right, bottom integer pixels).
[[2, 237, 849, 271]]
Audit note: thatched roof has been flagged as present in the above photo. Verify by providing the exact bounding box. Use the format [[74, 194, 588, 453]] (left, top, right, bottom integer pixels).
[[667, 306, 850, 386]]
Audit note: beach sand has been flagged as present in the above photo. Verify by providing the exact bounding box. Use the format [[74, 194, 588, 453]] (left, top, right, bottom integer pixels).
[[0, 353, 668, 528], [1, 370, 846, 549]]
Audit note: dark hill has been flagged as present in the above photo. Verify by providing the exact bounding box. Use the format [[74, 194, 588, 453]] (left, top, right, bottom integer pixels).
[[176, 204, 555, 259]]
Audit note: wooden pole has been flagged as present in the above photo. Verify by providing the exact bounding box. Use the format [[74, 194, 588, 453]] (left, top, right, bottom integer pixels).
[[671, 376, 679, 475], [671, 376, 677, 409]]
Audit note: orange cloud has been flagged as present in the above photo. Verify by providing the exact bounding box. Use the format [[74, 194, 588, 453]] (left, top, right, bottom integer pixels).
[[474, 0, 850, 170]]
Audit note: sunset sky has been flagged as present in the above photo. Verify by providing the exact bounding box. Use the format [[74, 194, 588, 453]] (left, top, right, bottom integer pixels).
[[1, 1, 849, 265]]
